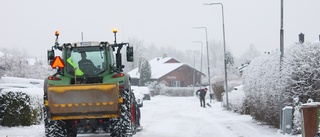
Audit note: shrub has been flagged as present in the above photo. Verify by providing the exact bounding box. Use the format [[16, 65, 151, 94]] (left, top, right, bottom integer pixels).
[[0, 91, 41, 126], [212, 81, 224, 101]]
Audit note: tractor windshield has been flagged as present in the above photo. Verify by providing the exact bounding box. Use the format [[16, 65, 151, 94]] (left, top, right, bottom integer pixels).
[[66, 47, 107, 76]]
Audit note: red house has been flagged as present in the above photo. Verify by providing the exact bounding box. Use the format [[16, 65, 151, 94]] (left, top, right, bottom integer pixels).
[[128, 57, 203, 87]]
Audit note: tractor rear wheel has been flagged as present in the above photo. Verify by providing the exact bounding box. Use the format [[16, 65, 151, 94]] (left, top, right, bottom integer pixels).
[[110, 88, 135, 137], [43, 107, 67, 137]]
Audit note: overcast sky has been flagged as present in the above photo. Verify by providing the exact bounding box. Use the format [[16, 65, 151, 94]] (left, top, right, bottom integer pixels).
[[1, 0, 319, 58]]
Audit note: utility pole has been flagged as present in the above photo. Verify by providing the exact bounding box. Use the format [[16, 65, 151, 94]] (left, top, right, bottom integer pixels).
[[279, 0, 285, 133], [203, 3, 228, 107]]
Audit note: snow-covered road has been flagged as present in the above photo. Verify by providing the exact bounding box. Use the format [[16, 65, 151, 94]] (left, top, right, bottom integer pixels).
[[136, 96, 293, 137], [0, 96, 297, 137]]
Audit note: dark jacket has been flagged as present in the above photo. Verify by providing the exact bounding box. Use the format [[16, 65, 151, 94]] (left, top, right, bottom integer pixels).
[[196, 89, 207, 98], [78, 59, 99, 75]]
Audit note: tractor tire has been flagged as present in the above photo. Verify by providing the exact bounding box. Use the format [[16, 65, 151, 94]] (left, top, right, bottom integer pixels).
[[43, 107, 67, 137], [110, 88, 136, 137], [43, 79, 77, 137]]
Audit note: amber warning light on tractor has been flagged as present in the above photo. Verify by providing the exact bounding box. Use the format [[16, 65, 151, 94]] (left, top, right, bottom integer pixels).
[[55, 30, 60, 36], [51, 56, 65, 69], [112, 28, 118, 33]]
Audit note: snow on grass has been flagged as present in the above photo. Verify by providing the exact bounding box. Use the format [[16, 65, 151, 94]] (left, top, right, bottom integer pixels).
[[0, 124, 45, 137]]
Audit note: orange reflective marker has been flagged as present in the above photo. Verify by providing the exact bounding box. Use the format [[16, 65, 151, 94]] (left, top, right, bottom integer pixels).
[[51, 56, 65, 69]]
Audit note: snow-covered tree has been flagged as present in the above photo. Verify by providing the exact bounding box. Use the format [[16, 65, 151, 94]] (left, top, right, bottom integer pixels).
[[0, 49, 53, 79], [282, 42, 320, 103], [226, 51, 234, 69], [242, 41, 320, 131], [139, 58, 151, 86]]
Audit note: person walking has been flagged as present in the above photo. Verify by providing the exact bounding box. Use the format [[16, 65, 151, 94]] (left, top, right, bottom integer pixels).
[[196, 88, 208, 108]]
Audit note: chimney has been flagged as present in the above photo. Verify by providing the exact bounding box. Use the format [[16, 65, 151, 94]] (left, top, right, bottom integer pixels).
[[163, 53, 167, 58], [299, 33, 304, 44]]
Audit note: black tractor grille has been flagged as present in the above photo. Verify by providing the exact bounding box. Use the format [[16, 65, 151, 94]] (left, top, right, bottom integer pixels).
[[71, 77, 103, 84]]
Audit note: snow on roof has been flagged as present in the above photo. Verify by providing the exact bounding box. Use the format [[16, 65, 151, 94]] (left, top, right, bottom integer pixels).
[[128, 57, 184, 79]]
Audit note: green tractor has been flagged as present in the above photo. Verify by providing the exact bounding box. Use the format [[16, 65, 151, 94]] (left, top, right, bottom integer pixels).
[[43, 29, 141, 137]]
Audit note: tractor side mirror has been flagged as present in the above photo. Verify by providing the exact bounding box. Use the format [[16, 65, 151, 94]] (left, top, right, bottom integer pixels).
[[126, 46, 134, 62], [47, 50, 55, 65]]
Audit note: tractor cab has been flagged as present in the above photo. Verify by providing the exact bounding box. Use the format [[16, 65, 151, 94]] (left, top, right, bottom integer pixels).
[[65, 42, 111, 77], [47, 29, 134, 78]]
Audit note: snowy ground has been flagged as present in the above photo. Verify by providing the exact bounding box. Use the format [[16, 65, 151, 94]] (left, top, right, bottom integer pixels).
[[0, 95, 300, 137], [135, 96, 298, 137]]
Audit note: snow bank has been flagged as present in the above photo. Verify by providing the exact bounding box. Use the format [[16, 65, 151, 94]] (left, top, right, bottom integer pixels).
[[132, 86, 150, 95], [0, 76, 44, 88], [0, 76, 44, 97], [222, 85, 246, 113], [0, 77, 44, 126]]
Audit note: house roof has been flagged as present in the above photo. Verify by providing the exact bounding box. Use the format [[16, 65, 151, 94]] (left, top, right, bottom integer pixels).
[[128, 57, 184, 79]]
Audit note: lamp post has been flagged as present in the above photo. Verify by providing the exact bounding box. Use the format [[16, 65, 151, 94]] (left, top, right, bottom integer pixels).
[[193, 27, 212, 103], [279, 0, 284, 132], [203, 3, 228, 109]]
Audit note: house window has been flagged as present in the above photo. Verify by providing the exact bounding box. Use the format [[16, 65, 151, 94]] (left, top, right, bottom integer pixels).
[[171, 81, 180, 87]]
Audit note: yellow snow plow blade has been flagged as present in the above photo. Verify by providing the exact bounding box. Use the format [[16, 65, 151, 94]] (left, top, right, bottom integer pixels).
[[47, 83, 120, 120]]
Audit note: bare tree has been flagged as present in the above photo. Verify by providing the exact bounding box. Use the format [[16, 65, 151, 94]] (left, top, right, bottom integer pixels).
[[127, 38, 146, 71], [237, 44, 260, 66]]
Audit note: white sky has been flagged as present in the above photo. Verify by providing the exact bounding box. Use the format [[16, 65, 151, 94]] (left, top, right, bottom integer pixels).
[[1, 0, 319, 57]]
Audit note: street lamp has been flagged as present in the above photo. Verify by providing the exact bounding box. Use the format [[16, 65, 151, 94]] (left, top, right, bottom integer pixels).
[[203, 3, 229, 109], [279, 0, 285, 132], [193, 27, 212, 103]]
